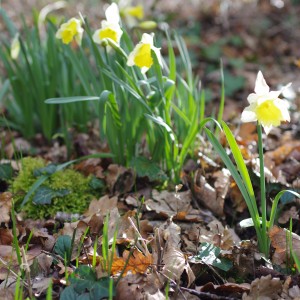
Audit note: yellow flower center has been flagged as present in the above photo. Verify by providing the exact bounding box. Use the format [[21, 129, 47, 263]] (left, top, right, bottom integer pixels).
[[61, 20, 78, 44], [255, 100, 282, 126], [126, 6, 144, 19], [99, 28, 118, 43], [134, 44, 153, 69]]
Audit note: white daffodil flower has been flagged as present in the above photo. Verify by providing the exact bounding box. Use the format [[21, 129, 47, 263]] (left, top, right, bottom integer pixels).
[[127, 33, 162, 74], [11, 33, 20, 60], [119, 0, 144, 27], [93, 3, 123, 45], [56, 17, 83, 45], [241, 71, 291, 135]]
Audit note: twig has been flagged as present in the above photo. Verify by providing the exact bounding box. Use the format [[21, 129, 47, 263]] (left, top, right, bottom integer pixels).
[[21, 246, 33, 299], [128, 217, 150, 256], [0, 257, 29, 289], [179, 286, 238, 300]]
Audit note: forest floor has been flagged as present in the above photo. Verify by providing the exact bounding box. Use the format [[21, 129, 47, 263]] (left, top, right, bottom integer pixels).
[[1, 1, 300, 299]]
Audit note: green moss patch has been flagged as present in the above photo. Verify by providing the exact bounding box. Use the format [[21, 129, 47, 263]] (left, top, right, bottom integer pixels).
[[11, 157, 95, 219]]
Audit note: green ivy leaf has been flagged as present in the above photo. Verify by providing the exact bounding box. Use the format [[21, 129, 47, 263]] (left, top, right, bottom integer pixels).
[[0, 163, 13, 180], [33, 186, 70, 205], [54, 235, 72, 261], [33, 163, 57, 177], [192, 242, 233, 271], [130, 157, 168, 181]]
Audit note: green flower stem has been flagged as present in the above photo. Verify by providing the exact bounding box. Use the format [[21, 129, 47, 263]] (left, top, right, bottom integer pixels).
[[257, 123, 268, 257]]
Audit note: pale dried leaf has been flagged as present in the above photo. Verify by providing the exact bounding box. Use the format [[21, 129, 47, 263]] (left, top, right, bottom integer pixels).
[[0, 192, 12, 224], [84, 195, 118, 217], [145, 190, 203, 221], [162, 247, 195, 287], [278, 206, 299, 224], [242, 275, 282, 300]]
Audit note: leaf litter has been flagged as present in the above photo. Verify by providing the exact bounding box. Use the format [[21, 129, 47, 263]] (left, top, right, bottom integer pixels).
[[1, 1, 300, 299]]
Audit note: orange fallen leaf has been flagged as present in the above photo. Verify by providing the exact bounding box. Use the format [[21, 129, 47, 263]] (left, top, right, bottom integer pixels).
[[111, 250, 153, 276]]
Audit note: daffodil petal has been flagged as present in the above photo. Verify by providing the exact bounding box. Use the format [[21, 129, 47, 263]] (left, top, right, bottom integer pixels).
[[241, 105, 258, 123], [141, 33, 154, 45], [274, 99, 290, 122], [247, 93, 259, 104], [254, 71, 270, 95], [105, 3, 120, 24], [262, 125, 272, 135]]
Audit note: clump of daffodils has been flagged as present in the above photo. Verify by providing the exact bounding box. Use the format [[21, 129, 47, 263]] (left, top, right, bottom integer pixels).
[[127, 33, 162, 74], [93, 3, 123, 46], [55, 18, 84, 45], [241, 71, 291, 134]]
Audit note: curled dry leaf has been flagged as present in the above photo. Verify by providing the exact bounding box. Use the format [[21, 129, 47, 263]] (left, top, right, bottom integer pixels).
[[145, 190, 203, 222], [155, 219, 195, 287], [162, 247, 195, 287], [193, 168, 230, 216], [0, 192, 13, 224], [111, 249, 153, 276], [242, 275, 282, 300], [269, 225, 300, 265]]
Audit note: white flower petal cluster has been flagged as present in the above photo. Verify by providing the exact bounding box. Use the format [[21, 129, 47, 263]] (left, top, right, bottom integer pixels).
[[241, 71, 291, 134], [93, 3, 123, 46], [56, 18, 84, 45], [127, 33, 162, 74]]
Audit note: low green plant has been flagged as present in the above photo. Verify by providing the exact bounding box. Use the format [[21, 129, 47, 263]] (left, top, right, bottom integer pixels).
[[0, 8, 96, 141], [10, 157, 95, 219], [45, 3, 222, 181], [205, 71, 300, 258]]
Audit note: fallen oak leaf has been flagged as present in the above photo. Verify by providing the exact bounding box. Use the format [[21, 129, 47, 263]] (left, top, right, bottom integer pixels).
[[111, 249, 153, 276]]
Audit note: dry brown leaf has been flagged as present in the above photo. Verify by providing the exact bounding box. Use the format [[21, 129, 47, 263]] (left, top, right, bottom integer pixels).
[[32, 277, 52, 297], [115, 273, 164, 300], [237, 122, 258, 145], [145, 190, 203, 222], [278, 206, 299, 224], [269, 225, 300, 265], [265, 142, 300, 166], [0, 192, 13, 224], [162, 247, 195, 287], [5, 138, 31, 159], [242, 275, 282, 300], [84, 195, 118, 217], [193, 169, 229, 217], [0, 288, 14, 300], [229, 181, 248, 213], [37, 253, 53, 276], [74, 158, 104, 178], [106, 164, 135, 194], [111, 249, 153, 276], [198, 282, 250, 297], [196, 220, 240, 250], [0, 228, 13, 245]]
